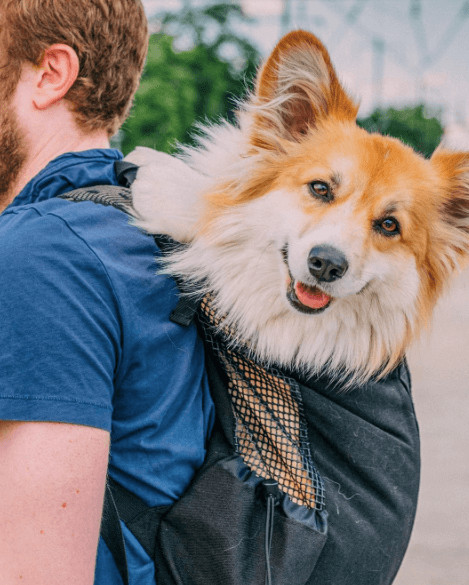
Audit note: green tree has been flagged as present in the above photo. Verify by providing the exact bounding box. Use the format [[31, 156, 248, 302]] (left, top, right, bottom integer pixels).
[[120, 3, 259, 155], [358, 105, 444, 157]]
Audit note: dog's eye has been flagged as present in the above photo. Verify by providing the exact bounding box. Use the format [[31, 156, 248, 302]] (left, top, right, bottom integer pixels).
[[308, 181, 333, 202], [374, 217, 401, 237]]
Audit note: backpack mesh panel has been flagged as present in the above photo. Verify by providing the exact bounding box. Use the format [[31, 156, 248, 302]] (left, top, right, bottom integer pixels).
[[198, 295, 325, 511]]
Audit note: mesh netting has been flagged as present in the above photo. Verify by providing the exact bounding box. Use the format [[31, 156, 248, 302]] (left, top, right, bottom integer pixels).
[[198, 295, 325, 511]]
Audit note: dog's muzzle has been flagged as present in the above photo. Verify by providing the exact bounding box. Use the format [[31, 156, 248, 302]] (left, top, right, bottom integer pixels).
[[308, 245, 348, 283], [281, 244, 339, 314]]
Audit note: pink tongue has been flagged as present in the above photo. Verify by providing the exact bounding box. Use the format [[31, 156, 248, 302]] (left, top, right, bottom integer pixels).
[[295, 282, 331, 309]]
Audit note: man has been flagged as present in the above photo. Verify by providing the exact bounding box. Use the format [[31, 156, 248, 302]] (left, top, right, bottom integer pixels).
[[0, 2, 214, 584]]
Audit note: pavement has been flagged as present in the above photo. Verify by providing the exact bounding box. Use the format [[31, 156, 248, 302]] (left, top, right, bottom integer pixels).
[[393, 267, 469, 585]]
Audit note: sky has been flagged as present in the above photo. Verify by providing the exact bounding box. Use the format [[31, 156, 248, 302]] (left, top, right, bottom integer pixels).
[[142, 0, 469, 147]]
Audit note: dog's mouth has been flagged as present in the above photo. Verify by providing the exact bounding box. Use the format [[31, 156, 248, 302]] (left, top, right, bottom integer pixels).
[[287, 278, 333, 314], [281, 243, 333, 314]]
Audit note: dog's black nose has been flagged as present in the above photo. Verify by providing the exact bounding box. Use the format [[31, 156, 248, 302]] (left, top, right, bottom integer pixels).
[[308, 246, 349, 282]]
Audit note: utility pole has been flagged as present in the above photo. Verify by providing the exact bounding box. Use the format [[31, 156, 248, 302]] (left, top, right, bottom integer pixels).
[[281, 0, 292, 34], [298, 0, 308, 25], [372, 37, 385, 109]]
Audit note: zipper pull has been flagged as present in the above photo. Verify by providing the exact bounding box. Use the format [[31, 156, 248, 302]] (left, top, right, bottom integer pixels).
[[261, 479, 280, 585]]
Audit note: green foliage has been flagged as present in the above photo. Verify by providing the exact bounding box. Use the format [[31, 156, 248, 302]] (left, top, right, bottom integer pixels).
[[358, 105, 444, 157], [120, 3, 259, 155]]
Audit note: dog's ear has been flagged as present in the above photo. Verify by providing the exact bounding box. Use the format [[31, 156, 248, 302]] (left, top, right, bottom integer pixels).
[[431, 149, 469, 268], [249, 30, 358, 148]]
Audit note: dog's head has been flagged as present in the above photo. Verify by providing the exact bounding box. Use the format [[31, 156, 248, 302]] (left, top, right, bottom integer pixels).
[[169, 31, 469, 383]]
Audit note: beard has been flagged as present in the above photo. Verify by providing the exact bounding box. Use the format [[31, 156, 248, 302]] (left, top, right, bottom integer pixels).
[[0, 55, 28, 210], [0, 99, 28, 210]]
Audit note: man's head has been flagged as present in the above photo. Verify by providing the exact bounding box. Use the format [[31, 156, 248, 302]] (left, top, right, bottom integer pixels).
[[1, 0, 149, 137], [0, 0, 148, 209]]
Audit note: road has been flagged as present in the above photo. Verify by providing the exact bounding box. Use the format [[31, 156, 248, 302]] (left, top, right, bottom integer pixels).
[[394, 267, 469, 584]]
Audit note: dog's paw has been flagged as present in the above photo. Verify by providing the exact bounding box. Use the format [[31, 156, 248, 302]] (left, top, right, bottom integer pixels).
[[125, 147, 205, 242]]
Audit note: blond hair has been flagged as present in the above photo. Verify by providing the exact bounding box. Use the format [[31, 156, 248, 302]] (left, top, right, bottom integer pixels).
[[2, 0, 148, 136]]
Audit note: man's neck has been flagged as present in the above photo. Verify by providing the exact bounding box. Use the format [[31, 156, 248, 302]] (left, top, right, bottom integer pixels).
[[3, 131, 111, 211], [17, 132, 111, 196]]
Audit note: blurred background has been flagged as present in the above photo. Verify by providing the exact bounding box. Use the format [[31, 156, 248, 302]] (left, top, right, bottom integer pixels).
[[130, 2, 469, 583], [119, 0, 469, 156]]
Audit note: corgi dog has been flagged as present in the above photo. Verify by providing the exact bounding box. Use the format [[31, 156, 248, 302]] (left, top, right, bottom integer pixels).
[[127, 30, 469, 385]]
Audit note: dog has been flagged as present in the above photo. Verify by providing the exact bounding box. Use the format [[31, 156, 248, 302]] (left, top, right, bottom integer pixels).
[[126, 30, 469, 386]]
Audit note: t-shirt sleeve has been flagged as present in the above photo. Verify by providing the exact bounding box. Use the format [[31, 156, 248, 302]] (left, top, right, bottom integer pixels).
[[0, 211, 121, 431]]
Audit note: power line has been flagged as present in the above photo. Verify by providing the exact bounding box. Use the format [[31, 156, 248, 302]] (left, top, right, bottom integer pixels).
[[372, 37, 385, 107], [281, 0, 292, 34], [409, 0, 429, 64]]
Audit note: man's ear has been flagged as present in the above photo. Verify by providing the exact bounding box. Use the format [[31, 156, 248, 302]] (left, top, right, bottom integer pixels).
[[32, 44, 79, 110], [249, 30, 358, 149]]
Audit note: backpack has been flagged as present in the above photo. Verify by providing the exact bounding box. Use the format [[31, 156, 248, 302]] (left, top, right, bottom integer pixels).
[[59, 162, 420, 585]]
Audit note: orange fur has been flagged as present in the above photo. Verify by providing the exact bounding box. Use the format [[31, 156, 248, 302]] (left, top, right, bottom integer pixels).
[[131, 30, 469, 382]]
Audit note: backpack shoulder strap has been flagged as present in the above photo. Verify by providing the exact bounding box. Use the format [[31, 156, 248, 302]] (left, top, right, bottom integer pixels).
[[58, 184, 135, 216], [100, 477, 170, 585], [101, 482, 129, 585], [107, 477, 169, 557]]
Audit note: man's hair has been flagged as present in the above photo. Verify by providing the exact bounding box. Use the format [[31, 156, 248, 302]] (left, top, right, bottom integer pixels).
[[2, 0, 148, 136]]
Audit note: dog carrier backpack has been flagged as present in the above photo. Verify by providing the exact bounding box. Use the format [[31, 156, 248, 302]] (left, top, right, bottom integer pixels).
[[58, 163, 420, 585]]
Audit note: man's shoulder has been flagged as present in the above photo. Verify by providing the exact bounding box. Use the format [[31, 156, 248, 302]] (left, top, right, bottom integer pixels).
[[0, 199, 73, 257], [1, 193, 156, 261], [0, 199, 113, 289], [0, 193, 174, 319]]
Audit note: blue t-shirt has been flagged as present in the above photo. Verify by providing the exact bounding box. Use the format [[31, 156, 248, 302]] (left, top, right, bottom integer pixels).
[[0, 149, 214, 584]]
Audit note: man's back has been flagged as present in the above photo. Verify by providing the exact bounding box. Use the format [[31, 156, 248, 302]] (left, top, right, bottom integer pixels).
[[0, 149, 214, 583]]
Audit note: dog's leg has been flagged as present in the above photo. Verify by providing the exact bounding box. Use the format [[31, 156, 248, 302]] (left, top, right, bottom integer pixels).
[[125, 147, 204, 242]]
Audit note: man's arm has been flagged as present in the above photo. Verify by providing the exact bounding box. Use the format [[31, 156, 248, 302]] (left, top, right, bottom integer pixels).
[[0, 421, 110, 585]]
